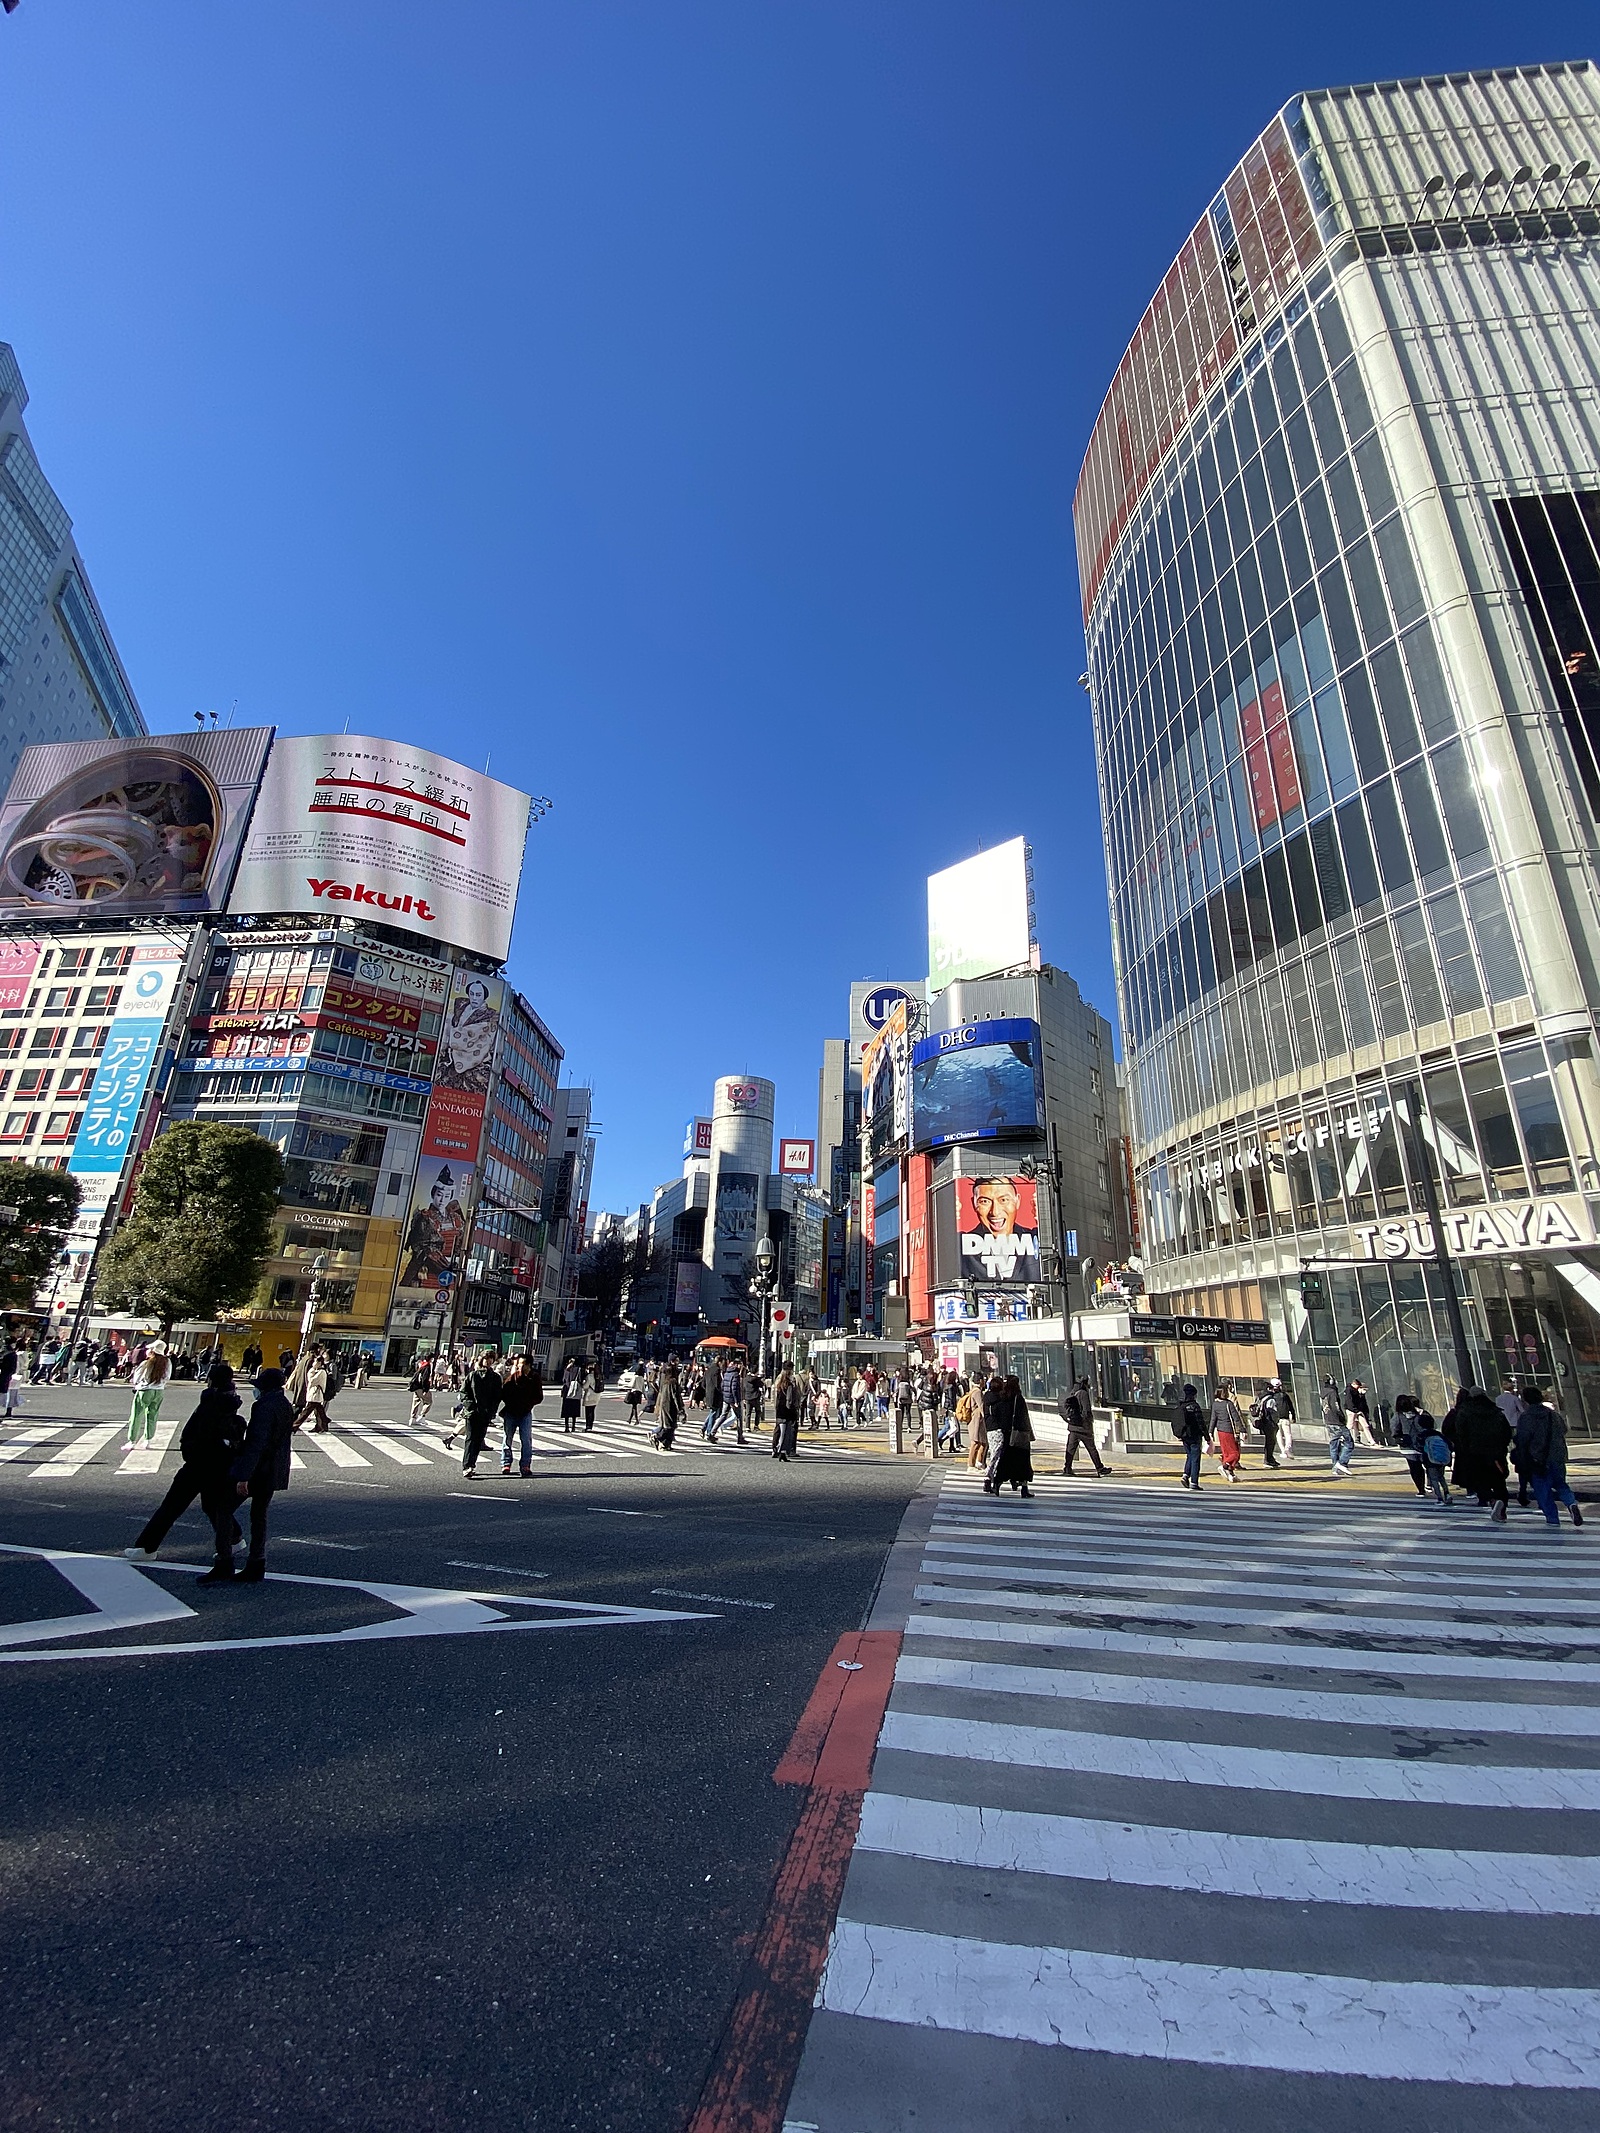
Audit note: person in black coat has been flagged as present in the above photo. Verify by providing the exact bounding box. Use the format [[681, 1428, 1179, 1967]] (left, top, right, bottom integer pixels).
[[460, 1355, 506, 1477], [127, 1365, 246, 1562], [1059, 1377, 1109, 1476], [1445, 1384, 1512, 1519], [770, 1366, 800, 1462], [991, 1377, 1035, 1497], [181, 1367, 250, 1582], [225, 1367, 298, 1580]]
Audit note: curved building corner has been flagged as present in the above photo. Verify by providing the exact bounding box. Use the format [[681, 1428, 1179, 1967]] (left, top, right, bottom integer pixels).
[[1077, 61, 1600, 1428]]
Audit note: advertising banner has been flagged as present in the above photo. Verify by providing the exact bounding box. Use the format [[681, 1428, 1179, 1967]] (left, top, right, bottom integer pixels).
[[0, 729, 273, 920], [673, 1259, 703, 1314], [68, 948, 187, 1175], [684, 1117, 713, 1156], [394, 1155, 472, 1303], [861, 1183, 875, 1317], [955, 1175, 1041, 1286], [926, 837, 1032, 994], [911, 1017, 1045, 1149], [0, 938, 40, 1010], [779, 1138, 815, 1176], [905, 1152, 932, 1327], [849, 980, 921, 1063], [227, 735, 531, 961], [420, 971, 504, 1161], [712, 1171, 758, 1279]]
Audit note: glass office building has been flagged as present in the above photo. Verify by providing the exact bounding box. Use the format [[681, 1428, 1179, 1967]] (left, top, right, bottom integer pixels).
[[1077, 63, 1600, 1425]]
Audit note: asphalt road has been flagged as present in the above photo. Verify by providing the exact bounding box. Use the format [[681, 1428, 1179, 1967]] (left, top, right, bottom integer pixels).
[[0, 1382, 924, 2133]]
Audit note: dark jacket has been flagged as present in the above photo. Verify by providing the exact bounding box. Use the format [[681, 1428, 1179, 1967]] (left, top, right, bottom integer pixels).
[[1057, 1387, 1093, 1432], [1514, 1398, 1567, 1481], [0, 1345, 16, 1391], [1344, 1383, 1370, 1419], [500, 1371, 541, 1422], [231, 1383, 297, 1493], [980, 1381, 1009, 1436], [1177, 1394, 1208, 1445], [774, 1377, 801, 1423], [180, 1387, 245, 1478], [463, 1365, 505, 1423], [1446, 1390, 1512, 1492]]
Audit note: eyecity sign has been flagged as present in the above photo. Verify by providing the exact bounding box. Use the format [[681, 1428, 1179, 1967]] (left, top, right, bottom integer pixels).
[[1353, 1199, 1590, 1260]]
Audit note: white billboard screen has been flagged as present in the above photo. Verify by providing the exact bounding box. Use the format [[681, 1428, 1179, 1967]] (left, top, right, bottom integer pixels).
[[228, 735, 531, 961], [926, 837, 1032, 994]]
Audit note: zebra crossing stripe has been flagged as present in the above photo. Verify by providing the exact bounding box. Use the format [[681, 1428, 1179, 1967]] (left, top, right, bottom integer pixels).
[[26, 1424, 125, 1476], [298, 1431, 371, 1468], [894, 1651, 1600, 1736], [911, 1579, 1600, 1647], [853, 1791, 1600, 1917], [0, 1426, 70, 1463], [345, 1428, 430, 1466], [878, 1705, 1600, 1811], [815, 1918, 1600, 2086], [922, 1531, 1595, 1595], [118, 1415, 182, 1475]]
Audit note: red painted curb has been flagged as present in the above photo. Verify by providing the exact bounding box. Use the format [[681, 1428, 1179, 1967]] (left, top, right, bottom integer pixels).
[[684, 1629, 902, 2133]]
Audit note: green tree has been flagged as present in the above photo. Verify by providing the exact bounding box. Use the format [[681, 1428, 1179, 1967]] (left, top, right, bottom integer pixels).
[[96, 1123, 283, 1336], [0, 1161, 81, 1313]]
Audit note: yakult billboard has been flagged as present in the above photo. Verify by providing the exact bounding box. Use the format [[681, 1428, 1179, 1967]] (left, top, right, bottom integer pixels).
[[228, 735, 531, 961]]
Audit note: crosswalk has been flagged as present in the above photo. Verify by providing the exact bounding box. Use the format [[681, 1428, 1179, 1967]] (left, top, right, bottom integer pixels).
[[0, 1401, 879, 1479], [784, 1468, 1600, 2130]]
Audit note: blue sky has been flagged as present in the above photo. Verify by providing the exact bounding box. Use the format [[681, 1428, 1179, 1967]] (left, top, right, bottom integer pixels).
[[2, 2, 1595, 1209]]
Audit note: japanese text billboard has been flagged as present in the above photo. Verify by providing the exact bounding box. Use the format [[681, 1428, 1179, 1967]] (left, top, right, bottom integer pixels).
[[0, 729, 273, 920], [0, 938, 40, 1011], [68, 948, 187, 1176], [228, 735, 531, 960], [420, 971, 504, 1161], [911, 1017, 1045, 1150]]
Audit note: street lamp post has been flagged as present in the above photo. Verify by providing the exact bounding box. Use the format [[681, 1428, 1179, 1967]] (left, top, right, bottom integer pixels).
[[298, 1253, 329, 1362], [751, 1232, 777, 1379]]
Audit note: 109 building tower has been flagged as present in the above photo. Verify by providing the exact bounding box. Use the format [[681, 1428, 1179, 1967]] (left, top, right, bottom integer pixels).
[[1078, 63, 1600, 1424]]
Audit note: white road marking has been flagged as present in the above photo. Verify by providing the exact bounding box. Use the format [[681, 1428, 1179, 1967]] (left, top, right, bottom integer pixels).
[[0, 1427, 70, 1463], [26, 1424, 125, 1476], [911, 1579, 1600, 1647], [816, 1918, 1600, 2086], [117, 1415, 182, 1475], [917, 1556, 1600, 1617], [880, 1703, 1600, 1811], [906, 1609, 1600, 1683], [345, 1428, 429, 1466], [894, 1652, 1600, 1736], [297, 1431, 371, 1468], [0, 1546, 197, 1648], [855, 1792, 1600, 1917]]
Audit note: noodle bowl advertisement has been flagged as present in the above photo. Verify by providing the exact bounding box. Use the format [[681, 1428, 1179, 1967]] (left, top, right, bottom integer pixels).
[[0, 730, 274, 919]]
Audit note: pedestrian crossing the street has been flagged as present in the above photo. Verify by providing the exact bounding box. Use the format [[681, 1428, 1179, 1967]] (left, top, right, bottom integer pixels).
[[784, 1468, 1600, 2132], [0, 1401, 879, 1480]]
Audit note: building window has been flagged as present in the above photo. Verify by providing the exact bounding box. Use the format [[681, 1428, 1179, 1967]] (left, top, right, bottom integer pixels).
[[96, 946, 134, 974], [41, 1110, 82, 1142], [43, 986, 81, 1014], [1, 1110, 38, 1141], [1495, 492, 1600, 814], [70, 1026, 109, 1058], [28, 1026, 66, 1057]]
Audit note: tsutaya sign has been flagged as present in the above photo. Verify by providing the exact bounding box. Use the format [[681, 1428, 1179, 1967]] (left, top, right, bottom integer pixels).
[[1353, 1198, 1591, 1261]]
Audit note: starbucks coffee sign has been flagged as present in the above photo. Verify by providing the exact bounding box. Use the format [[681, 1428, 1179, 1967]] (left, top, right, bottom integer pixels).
[[1352, 1199, 1590, 1261]]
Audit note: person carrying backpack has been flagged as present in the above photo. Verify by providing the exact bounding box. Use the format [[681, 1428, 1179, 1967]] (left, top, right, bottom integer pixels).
[[1174, 1383, 1209, 1491]]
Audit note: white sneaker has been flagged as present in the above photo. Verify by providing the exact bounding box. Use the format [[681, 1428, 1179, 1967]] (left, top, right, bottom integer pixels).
[[123, 1544, 157, 1559]]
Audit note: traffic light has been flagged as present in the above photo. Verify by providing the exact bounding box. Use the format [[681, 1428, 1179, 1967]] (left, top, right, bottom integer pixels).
[[1299, 1272, 1326, 1307]]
